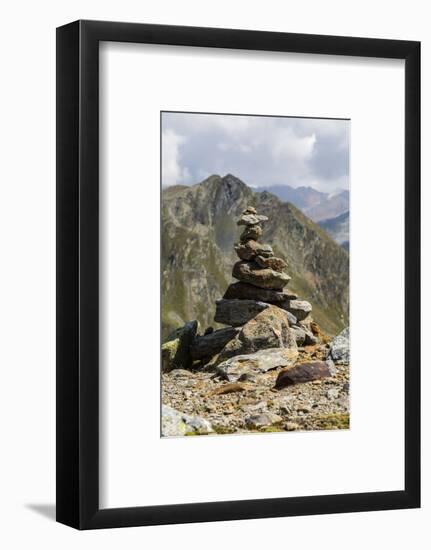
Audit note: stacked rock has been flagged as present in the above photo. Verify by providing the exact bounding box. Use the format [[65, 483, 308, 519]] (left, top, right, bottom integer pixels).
[[214, 206, 317, 346]]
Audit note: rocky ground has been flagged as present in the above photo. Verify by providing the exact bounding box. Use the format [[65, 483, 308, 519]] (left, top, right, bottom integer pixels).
[[161, 204, 349, 437], [162, 342, 349, 436]]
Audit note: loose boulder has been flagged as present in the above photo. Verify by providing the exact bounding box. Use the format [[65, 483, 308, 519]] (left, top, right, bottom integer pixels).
[[217, 305, 297, 362], [215, 347, 299, 382], [329, 327, 350, 364], [274, 360, 335, 389]]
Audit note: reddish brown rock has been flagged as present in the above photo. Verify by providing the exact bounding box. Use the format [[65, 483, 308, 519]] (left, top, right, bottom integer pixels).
[[274, 361, 334, 389]]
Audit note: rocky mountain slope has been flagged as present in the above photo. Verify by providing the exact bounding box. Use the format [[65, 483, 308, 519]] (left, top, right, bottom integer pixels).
[[162, 174, 349, 339]]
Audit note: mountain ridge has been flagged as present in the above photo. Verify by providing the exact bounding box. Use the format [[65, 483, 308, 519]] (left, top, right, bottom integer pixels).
[[319, 210, 350, 250], [162, 174, 349, 339], [254, 183, 349, 222]]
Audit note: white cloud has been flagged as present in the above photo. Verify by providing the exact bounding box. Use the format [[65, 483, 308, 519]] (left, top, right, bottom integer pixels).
[[161, 112, 349, 192], [271, 129, 316, 162], [161, 129, 190, 186]]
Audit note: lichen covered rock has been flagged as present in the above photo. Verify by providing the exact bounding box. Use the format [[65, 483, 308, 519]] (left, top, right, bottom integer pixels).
[[329, 327, 350, 363], [161, 405, 213, 436], [215, 347, 299, 382], [217, 306, 297, 363]]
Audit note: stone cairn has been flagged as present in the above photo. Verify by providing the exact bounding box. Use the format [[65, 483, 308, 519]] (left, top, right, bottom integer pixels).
[[163, 205, 319, 371], [214, 206, 316, 343]]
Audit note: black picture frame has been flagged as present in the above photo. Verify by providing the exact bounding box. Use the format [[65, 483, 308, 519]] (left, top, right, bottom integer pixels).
[[56, 20, 420, 530]]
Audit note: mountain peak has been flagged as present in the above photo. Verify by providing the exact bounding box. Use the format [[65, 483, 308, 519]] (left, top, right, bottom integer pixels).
[[222, 173, 247, 188], [198, 174, 222, 187], [162, 174, 348, 337], [198, 174, 249, 200]]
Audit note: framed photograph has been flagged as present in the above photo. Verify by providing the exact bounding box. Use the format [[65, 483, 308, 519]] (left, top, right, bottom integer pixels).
[[56, 20, 420, 529]]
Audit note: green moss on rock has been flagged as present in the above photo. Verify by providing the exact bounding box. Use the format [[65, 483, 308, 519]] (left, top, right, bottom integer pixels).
[[313, 413, 350, 430]]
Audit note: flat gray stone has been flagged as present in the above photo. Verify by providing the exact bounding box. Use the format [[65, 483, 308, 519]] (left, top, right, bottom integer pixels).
[[215, 347, 298, 382], [237, 214, 268, 226], [285, 300, 312, 321], [223, 282, 297, 303], [214, 299, 270, 327], [290, 326, 307, 346]]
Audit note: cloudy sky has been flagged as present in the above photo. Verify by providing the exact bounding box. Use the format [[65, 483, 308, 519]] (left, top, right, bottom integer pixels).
[[161, 112, 350, 193]]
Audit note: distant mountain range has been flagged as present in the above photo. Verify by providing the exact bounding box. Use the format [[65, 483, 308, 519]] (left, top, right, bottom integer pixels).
[[162, 174, 349, 339], [318, 211, 349, 251], [254, 184, 349, 223]]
